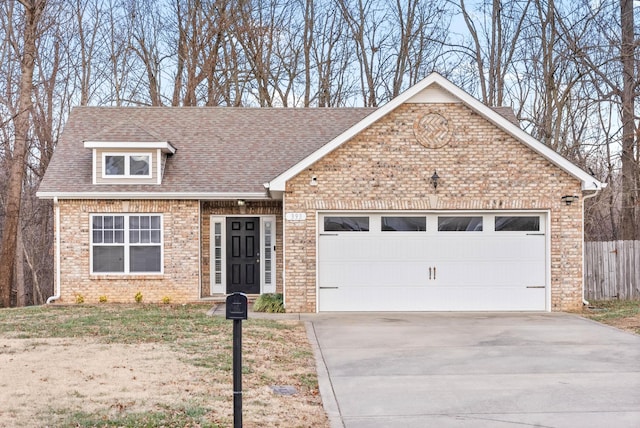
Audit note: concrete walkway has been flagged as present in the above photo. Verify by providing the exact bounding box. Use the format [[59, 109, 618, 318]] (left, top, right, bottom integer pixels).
[[304, 312, 640, 428]]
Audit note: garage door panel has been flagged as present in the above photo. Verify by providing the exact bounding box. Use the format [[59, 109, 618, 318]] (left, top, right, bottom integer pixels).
[[319, 260, 428, 287], [320, 235, 437, 262], [319, 286, 546, 312], [434, 261, 544, 287], [318, 212, 548, 312]]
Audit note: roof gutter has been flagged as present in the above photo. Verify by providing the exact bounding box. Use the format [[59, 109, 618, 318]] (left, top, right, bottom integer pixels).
[[581, 184, 602, 307], [35, 191, 271, 200], [46, 197, 61, 304]]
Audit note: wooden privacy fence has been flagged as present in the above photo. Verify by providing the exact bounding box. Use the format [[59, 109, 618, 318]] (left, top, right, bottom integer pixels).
[[584, 240, 640, 300]]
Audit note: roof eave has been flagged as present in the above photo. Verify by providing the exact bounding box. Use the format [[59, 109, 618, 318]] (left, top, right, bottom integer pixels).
[[83, 141, 177, 154], [35, 191, 271, 200]]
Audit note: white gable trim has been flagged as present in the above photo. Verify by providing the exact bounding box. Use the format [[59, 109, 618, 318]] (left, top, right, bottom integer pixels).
[[268, 73, 604, 191], [84, 141, 177, 154]]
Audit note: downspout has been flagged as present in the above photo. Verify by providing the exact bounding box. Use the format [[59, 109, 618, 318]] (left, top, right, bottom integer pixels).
[[46, 197, 61, 304], [581, 184, 601, 306]]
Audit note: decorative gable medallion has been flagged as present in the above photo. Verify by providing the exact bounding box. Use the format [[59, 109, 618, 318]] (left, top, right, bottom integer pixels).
[[413, 112, 451, 149]]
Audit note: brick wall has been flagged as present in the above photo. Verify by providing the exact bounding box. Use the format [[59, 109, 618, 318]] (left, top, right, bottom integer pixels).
[[283, 103, 583, 312], [55, 199, 200, 304]]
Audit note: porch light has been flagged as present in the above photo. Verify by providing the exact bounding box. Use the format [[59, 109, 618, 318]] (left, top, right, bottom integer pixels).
[[561, 195, 578, 206], [430, 171, 440, 189], [237, 199, 246, 207]]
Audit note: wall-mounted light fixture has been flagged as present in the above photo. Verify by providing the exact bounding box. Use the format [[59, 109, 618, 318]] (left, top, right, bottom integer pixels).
[[310, 175, 318, 186], [237, 199, 246, 207], [430, 171, 440, 189], [561, 195, 578, 206]]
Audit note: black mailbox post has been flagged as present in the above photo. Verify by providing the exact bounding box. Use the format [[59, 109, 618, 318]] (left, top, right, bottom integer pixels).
[[226, 293, 248, 428]]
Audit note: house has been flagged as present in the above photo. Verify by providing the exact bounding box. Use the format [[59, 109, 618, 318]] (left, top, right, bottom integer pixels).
[[37, 73, 603, 312]]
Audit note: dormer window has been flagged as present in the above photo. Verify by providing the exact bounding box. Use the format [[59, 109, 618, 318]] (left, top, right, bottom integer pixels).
[[103, 153, 152, 178], [84, 140, 176, 185]]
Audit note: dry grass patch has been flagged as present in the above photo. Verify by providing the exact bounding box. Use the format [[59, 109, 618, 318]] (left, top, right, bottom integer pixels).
[[581, 300, 640, 335], [0, 304, 329, 427]]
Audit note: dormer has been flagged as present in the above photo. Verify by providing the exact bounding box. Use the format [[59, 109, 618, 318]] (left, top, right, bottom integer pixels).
[[83, 121, 177, 185]]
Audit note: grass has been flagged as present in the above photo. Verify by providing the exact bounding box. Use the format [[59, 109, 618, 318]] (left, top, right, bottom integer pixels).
[[253, 293, 285, 313], [0, 304, 328, 427], [0, 304, 228, 345], [582, 300, 640, 335], [59, 405, 216, 428]]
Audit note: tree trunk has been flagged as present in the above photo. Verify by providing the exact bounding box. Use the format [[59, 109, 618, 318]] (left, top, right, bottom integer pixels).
[[15, 223, 27, 307], [0, 0, 44, 308], [620, 0, 638, 240]]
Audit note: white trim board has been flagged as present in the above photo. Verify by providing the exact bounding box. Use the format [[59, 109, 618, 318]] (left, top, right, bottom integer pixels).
[[84, 141, 176, 154], [36, 191, 270, 200]]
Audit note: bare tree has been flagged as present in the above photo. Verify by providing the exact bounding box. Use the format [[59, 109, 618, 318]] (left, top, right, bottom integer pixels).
[[311, 0, 355, 106], [387, 0, 450, 98], [0, 0, 47, 307], [337, 0, 392, 107], [557, 0, 639, 240], [619, 0, 638, 239], [457, 0, 531, 106]]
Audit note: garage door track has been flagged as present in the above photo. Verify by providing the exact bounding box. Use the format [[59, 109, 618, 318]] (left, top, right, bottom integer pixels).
[[306, 312, 640, 428]]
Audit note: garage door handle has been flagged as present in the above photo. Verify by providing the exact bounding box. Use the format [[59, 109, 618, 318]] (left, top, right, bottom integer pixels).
[[319, 286, 339, 289], [526, 286, 545, 289], [429, 267, 432, 280], [433, 266, 436, 280], [526, 233, 545, 236]]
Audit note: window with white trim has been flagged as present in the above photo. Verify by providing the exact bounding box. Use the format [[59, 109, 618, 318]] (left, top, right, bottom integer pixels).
[[261, 216, 277, 293], [263, 219, 273, 286], [103, 153, 151, 177], [91, 214, 163, 274]]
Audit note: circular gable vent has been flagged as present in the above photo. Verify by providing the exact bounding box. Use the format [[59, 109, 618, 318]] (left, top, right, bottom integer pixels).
[[413, 112, 451, 149]]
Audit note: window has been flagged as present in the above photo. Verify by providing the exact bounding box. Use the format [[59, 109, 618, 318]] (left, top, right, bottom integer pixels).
[[381, 216, 426, 231], [103, 153, 151, 177], [324, 216, 369, 232], [263, 220, 273, 285], [91, 214, 162, 274], [495, 216, 540, 232], [438, 216, 483, 231]]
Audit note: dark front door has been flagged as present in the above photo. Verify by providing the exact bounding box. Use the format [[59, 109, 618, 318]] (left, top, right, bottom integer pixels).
[[226, 217, 260, 294]]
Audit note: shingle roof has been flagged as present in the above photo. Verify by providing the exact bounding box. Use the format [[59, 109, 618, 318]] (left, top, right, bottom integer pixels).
[[38, 103, 526, 198], [37, 107, 377, 196], [490, 107, 520, 127]]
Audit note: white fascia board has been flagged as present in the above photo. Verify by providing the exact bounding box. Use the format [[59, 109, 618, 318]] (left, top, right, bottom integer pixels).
[[268, 72, 605, 192], [84, 141, 177, 154], [35, 191, 270, 200]]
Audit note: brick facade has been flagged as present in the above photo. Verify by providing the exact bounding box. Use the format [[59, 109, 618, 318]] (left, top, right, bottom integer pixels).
[[283, 103, 583, 312], [53, 103, 585, 312], [56, 199, 200, 304]]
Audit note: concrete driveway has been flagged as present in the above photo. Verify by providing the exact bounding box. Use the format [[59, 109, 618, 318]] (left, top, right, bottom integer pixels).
[[305, 312, 640, 428]]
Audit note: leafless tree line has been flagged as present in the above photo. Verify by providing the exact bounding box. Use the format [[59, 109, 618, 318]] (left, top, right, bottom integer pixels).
[[0, 0, 638, 306]]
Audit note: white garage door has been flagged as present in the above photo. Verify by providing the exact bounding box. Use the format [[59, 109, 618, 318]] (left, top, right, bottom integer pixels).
[[318, 212, 547, 311]]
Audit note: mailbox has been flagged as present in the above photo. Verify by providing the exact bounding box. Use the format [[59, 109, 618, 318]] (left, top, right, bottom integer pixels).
[[226, 293, 248, 320]]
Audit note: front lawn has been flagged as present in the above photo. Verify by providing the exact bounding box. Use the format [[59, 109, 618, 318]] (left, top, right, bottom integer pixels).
[[0, 304, 328, 427]]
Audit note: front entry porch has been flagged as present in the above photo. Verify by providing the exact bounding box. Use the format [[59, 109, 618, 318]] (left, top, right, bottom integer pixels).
[[200, 201, 282, 299]]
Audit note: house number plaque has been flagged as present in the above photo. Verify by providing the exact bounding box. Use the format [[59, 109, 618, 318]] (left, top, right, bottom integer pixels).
[[413, 112, 451, 149], [285, 212, 307, 221]]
